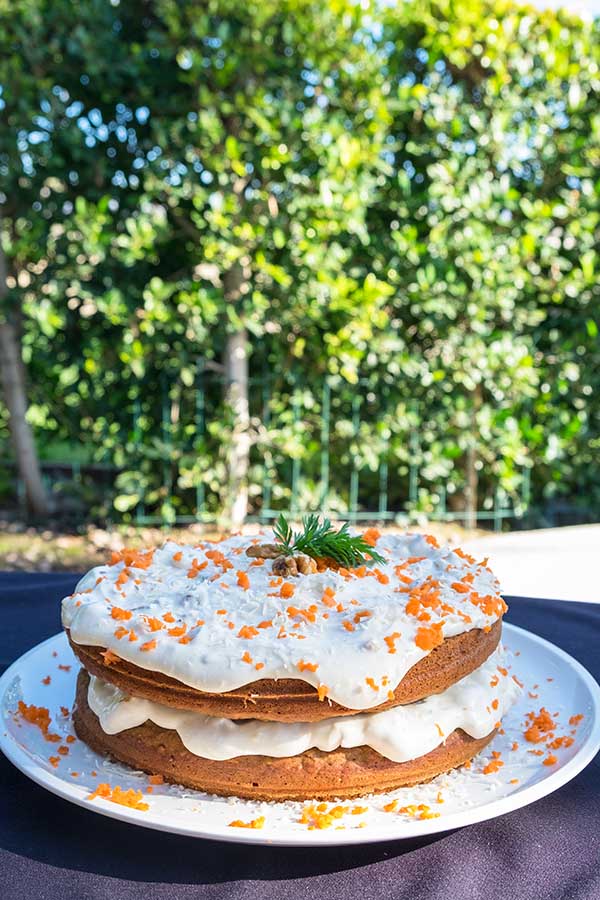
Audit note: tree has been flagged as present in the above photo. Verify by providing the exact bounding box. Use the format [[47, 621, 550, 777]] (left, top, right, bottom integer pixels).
[[1, 0, 598, 528], [82, 0, 392, 526]]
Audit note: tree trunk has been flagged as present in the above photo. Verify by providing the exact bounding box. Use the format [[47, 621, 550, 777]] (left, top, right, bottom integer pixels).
[[464, 442, 478, 530], [0, 245, 49, 517], [463, 384, 482, 531], [221, 262, 250, 529]]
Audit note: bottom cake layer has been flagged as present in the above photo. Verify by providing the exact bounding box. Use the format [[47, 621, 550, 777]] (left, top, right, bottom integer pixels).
[[74, 669, 496, 801]]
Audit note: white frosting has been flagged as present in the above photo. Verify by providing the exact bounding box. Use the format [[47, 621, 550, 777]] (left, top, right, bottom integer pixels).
[[87, 646, 519, 763], [62, 531, 505, 710]]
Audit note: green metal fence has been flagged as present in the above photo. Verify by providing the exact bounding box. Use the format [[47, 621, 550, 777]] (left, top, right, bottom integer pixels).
[[2, 365, 531, 531]]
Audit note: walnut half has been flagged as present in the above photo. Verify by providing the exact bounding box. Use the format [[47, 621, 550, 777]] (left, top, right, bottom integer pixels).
[[272, 554, 317, 577], [245, 543, 282, 559]]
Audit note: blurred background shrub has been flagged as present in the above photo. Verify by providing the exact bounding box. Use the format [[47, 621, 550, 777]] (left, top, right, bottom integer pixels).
[[0, 0, 598, 530]]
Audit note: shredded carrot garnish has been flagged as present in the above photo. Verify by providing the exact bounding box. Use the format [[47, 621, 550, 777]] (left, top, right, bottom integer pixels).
[[396, 572, 413, 585], [187, 558, 208, 579], [415, 622, 444, 651], [280, 582, 295, 599], [237, 625, 259, 639], [482, 758, 504, 775], [373, 569, 389, 585], [297, 659, 319, 673], [384, 632, 401, 654], [321, 587, 337, 608], [317, 684, 329, 701], [115, 569, 130, 590], [469, 590, 508, 618], [287, 604, 318, 623], [299, 804, 350, 829], [454, 546, 474, 563], [110, 548, 154, 569], [140, 639, 157, 652], [362, 528, 381, 547], [101, 649, 120, 666], [88, 783, 149, 811], [17, 701, 61, 742], [228, 816, 265, 829], [451, 582, 470, 594], [396, 804, 440, 820], [524, 708, 555, 743], [353, 610, 372, 624], [237, 571, 250, 590], [162, 612, 175, 623], [110, 606, 132, 621]]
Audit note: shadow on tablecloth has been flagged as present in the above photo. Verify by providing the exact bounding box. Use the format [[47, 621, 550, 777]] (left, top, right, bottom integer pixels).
[[0, 761, 453, 882]]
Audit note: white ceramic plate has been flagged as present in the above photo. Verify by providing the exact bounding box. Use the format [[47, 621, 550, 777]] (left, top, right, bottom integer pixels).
[[1, 623, 599, 847]]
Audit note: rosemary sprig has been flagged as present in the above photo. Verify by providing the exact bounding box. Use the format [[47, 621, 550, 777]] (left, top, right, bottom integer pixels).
[[273, 513, 386, 567]]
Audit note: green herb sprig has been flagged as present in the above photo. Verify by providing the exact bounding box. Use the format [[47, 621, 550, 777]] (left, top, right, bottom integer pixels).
[[273, 513, 386, 567]]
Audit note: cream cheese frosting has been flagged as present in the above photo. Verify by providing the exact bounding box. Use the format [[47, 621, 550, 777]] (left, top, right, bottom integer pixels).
[[62, 531, 506, 710], [87, 646, 520, 763]]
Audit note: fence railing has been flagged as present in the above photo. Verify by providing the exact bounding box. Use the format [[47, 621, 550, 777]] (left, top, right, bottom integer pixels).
[[3, 454, 530, 531], [1, 366, 532, 531]]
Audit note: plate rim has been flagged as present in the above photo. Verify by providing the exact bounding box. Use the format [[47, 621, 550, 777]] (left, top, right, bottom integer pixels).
[[1, 622, 599, 847]]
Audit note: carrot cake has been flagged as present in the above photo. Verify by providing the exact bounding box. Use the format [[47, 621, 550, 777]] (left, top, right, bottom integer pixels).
[[62, 519, 518, 800]]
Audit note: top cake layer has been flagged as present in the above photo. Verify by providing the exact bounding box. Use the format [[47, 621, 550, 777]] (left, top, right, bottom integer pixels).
[[62, 531, 506, 711]]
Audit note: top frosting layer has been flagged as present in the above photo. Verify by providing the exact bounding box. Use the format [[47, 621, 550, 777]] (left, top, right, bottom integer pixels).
[[61, 531, 506, 710]]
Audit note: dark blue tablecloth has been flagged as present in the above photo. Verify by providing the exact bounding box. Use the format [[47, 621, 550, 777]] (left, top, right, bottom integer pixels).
[[1, 572, 599, 900]]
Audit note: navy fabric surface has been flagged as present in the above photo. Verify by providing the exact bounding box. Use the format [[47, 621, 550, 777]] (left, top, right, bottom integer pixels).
[[0, 573, 598, 900]]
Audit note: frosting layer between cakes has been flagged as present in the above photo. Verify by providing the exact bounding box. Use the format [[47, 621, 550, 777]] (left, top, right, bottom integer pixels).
[[86, 645, 519, 763], [63, 532, 506, 710]]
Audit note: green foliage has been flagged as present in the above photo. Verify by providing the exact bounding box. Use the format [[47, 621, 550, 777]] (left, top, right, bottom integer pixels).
[[0, 0, 599, 525], [273, 513, 386, 566]]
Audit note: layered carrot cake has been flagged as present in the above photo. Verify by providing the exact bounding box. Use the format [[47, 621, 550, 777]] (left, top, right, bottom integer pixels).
[[62, 518, 519, 800]]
